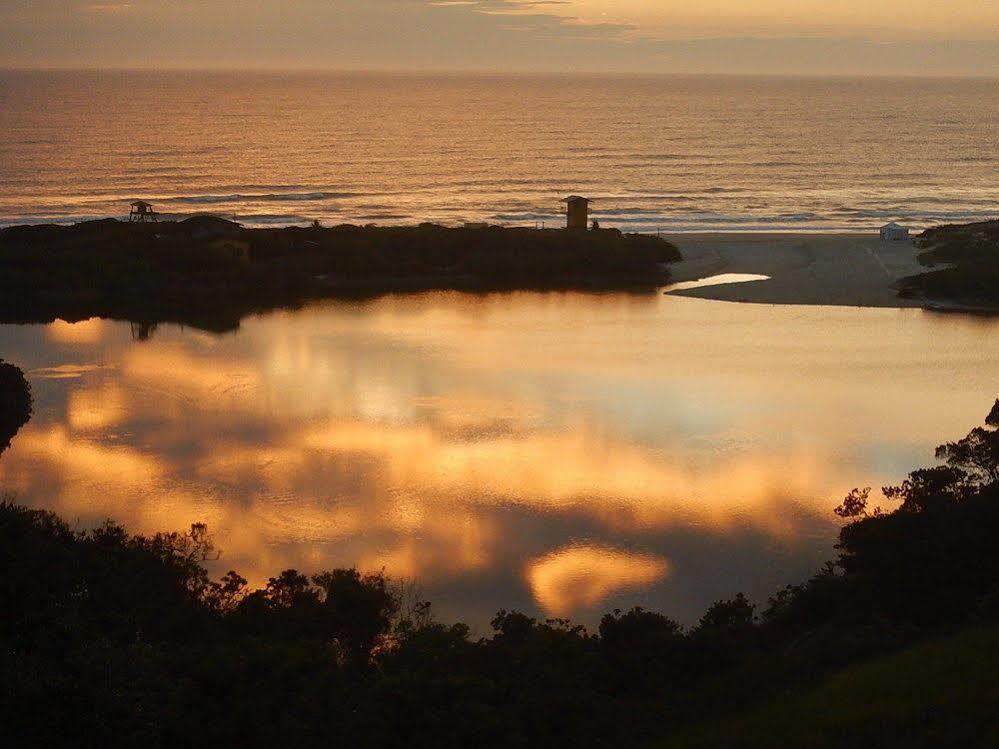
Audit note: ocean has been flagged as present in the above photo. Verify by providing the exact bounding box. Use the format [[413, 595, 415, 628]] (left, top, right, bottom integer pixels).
[[1, 71, 997, 232]]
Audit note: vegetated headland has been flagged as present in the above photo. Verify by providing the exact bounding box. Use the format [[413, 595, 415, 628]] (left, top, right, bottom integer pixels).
[[898, 219, 999, 311], [3, 351, 999, 746], [0, 217, 681, 332]]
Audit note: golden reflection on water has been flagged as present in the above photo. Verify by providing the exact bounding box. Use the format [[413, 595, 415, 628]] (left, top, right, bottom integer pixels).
[[45, 318, 107, 345], [3, 292, 999, 624], [526, 544, 671, 617]]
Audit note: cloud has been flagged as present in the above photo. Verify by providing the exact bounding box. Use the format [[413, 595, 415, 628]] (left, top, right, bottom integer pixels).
[[427, 0, 635, 38], [2, 0, 998, 75], [80, 3, 134, 13]]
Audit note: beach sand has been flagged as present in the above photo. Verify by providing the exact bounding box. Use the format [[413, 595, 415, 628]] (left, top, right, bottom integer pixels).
[[663, 233, 927, 308]]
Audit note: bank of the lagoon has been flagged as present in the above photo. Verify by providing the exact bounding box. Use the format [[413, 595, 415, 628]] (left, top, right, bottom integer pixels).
[[4, 215, 993, 337], [897, 219, 999, 312], [0, 360, 32, 454], [0, 218, 679, 332]]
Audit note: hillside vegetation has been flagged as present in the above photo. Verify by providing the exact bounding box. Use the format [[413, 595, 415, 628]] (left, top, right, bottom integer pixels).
[[658, 625, 999, 749]]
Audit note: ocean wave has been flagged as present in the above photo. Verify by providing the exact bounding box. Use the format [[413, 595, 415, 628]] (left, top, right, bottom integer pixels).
[[594, 205, 694, 215], [493, 213, 560, 222], [170, 191, 354, 204], [612, 212, 810, 225], [0, 215, 100, 227], [236, 214, 315, 226], [831, 207, 998, 222]]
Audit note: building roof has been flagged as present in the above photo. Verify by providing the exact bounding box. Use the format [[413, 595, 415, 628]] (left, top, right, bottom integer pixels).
[[561, 195, 592, 204], [882, 221, 907, 229], [130, 200, 153, 208]]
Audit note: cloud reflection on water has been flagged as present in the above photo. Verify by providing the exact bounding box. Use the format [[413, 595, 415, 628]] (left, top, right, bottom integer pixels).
[[3, 292, 999, 625], [526, 544, 671, 617]]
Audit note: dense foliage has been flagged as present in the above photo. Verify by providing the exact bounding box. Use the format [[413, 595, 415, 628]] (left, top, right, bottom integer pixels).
[[898, 219, 999, 306], [0, 360, 31, 454], [0, 218, 681, 332], [3, 395, 999, 746]]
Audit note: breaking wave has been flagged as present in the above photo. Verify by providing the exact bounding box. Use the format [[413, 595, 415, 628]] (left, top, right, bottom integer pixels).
[[171, 192, 354, 205]]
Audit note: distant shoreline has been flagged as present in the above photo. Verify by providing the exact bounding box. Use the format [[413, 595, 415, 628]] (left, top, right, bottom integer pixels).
[[0, 217, 962, 235], [3, 218, 995, 328]]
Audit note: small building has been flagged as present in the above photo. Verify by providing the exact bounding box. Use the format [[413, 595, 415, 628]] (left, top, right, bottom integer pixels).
[[561, 195, 592, 231], [880, 222, 910, 241], [128, 201, 157, 223]]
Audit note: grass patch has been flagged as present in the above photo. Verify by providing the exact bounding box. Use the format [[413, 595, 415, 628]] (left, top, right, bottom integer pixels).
[[656, 625, 999, 749]]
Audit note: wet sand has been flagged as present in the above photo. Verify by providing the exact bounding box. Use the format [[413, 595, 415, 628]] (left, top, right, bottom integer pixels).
[[664, 233, 926, 308]]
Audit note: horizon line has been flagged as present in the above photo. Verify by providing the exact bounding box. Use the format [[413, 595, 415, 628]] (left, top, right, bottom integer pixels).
[[2, 66, 998, 81]]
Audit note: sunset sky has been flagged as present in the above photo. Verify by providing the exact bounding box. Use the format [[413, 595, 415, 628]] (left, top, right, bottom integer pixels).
[[2, 1, 999, 75]]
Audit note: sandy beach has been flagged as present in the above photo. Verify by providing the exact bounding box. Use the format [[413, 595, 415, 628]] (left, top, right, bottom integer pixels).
[[663, 233, 927, 308]]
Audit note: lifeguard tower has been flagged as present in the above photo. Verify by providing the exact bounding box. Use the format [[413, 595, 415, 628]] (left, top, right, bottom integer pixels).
[[128, 201, 158, 223], [561, 195, 591, 231]]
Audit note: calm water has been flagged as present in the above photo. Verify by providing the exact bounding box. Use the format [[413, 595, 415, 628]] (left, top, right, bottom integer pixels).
[[1, 71, 997, 232], [2, 293, 999, 627]]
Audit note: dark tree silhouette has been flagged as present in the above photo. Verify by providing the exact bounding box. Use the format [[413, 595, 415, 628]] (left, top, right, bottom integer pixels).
[[881, 465, 971, 512], [934, 399, 999, 484], [0, 359, 32, 454], [313, 568, 399, 665], [696, 593, 756, 632], [835, 487, 872, 518]]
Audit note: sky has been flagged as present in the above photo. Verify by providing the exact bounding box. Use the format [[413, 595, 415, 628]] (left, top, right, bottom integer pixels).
[[2, 1, 999, 75]]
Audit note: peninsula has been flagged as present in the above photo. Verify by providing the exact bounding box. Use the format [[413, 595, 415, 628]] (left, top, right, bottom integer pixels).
[[0, 218, 681, 332]]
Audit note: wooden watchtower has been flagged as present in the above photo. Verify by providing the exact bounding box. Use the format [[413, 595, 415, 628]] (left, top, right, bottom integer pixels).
[[561, 195, 591, 231], [128, 201, 158, 223]]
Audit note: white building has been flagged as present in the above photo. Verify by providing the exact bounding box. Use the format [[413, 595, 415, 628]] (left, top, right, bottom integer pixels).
[[880, 222, 910, 241]]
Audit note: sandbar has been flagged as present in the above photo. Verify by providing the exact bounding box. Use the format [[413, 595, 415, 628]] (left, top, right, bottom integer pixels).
[[663, 233, 926, 308]]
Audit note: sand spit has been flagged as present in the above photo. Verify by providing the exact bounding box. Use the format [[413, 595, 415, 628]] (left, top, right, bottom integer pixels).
[[664, 233, 927, 308]]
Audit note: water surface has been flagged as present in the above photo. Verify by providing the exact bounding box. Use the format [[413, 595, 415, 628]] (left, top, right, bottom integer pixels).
[[2, 292, 997, 628], [1, 72, 997, 231]]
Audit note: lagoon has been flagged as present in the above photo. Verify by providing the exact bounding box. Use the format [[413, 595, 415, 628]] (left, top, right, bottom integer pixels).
[[2, 290, 998, 628]]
